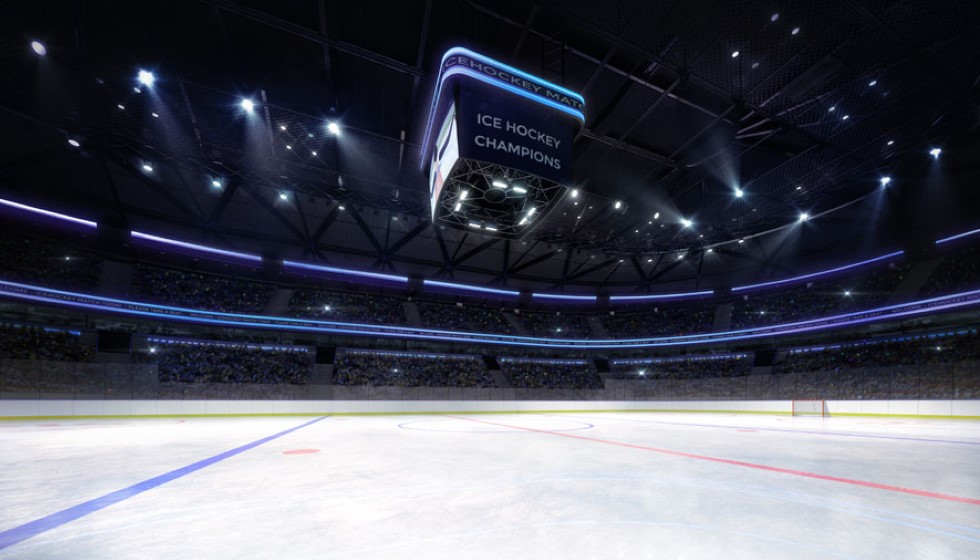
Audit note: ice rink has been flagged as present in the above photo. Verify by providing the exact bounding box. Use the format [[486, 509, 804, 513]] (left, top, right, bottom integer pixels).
[[1, 412, 979, 559]]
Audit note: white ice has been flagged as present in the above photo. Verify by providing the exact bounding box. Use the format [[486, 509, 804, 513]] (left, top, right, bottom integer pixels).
[[1, 412, 979, 559]]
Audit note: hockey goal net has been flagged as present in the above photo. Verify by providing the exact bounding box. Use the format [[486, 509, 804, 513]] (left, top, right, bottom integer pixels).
[[792, 399, 828, 416]]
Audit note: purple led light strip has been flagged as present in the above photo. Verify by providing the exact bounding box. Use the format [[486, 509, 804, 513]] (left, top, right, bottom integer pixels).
[[2, 279, 979, 349], [0, 198, 97, 228]]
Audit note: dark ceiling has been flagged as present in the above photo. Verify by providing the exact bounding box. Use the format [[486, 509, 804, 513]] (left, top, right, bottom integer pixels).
[[1, 0, 979, 293]]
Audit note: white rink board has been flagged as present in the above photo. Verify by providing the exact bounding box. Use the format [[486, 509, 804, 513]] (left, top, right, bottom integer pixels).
[[2, 399, 979, 418]]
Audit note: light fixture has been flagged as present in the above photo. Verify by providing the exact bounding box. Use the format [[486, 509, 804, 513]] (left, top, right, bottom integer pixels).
[[137, 69, 155, 87], [570, 188, 579, 198], [731, 50, 740, 58], [519, 216, 529, 225], [460, 189, 469, 200], [468, 222, 481, 229], [868, 80, 877, 87], [327, 122, 341, 136], [844, 290, 852, 296], [117, 104, 125, 110], [512, 185, 527, 194], [677, 254, 685, 260], [454, 202, 462, 212], [285, 145, 292, 150], [842, 114, 850, 120], [771, 13, 779, 22], [614, 200, 622, 209], [930, 147, 942, 158], [31, 41, 47, 56], [491, 179, 507, 189], [707, 248, 714, 253], [149, 347, 157, 354], [799, 212, 809, 222], [654, 212, 660, 220], [279, 124, 287, 131], [142, 163, 154, 173], [311, 150, 318, 156], [211, 179, 222, 188], [240, 98, 255, 113], [751, 62, 760, 69], [67, 138, 80, 148], [828, 106, 836, 112], [880, 176, 892, 187], [791, 27, 800, 35], [681, 218, 693, 228], [527, 207, 537, 216], [734, 187, 744, 198], [324, 305, 331, 311], [279, 192, 289, 201], [886, 140, 895, 146], [795, 185, 802, 190], [338, 205, 346, 211], [738, 239, 745, 244], [151, 112, 159, 118]]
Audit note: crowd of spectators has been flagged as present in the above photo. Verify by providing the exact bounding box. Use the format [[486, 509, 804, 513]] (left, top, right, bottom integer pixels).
[[923, 245, 980, 296], [0, 324, 93, 361], [420, 303, 515, 334], [334, 351, 493, 387], [288, 290, 406, 325], [133, 266, 273, 313], [731, 261, 912, 328], [778, 331, 980, 373], [609, 355, 752, 380], [0, 236, 101, 290], [602, 304, 715, 338], [518, 312, 593, 338], [150, 343, 312, 384], [500, 359, 603, 389]]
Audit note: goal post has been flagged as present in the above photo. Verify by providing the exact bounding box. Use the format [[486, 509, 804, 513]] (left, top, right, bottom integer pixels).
[[792, 399, 828, 417]]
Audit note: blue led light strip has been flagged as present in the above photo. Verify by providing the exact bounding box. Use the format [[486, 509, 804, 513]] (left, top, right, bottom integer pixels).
[[424, 279, 520, 297], [2, 279, 979, 349], [283, 260, 408, 283], [732, 250, 904, 292], [131, 231, 261, 262], [532, 292, 598, 302], [610, 290, 714, 302], [0, 197, 97, 228], [936, 227, 980, 245]]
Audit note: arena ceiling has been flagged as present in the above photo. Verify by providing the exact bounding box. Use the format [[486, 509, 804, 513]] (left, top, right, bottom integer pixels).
[[1, 0, 979, 293]]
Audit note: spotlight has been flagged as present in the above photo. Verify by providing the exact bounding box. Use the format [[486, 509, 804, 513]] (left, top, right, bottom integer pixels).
[[240, 98, 255, 113], [338, 205, 346, 211], [738, 239, 745, 244], [828, 106, 836, 112], [31, 41, 46, 56], [614, 200, 622, 209], [117, 104, 125, 110], [707, 248, 714, 253], [278, 192, 289, 201], [285, 145, 292, 150], [842, 114, 850, 120], [327, 122, 341, 136], [868, 80, 877, 87], [137, 69, 155, 87], [751, 62, 760, 69], [844, 290, 852, 296], [454, 202, 462, 212], [459, 189, 469, 200], [930, 147, 942, 158], [654, 212, 660, 220], [681, 218, 693, 228], [512, 186, 527, 194], [279, 124, 287, 131], [734, 187, 744, 198], [151, 112, 159, 118], [211, 179, 222, 188], [311, 150, 318, 156], [491, 179, 508, 189], [149, 347, 157, 354], [324, 305, 331, 311], [791, 27, 800, 35], [886, 140, 895, 146], [880, 176, 892, 187], [67, 138, 80, 148], [799, 212, 809, 222], [770, 13, 779, 22], [142, 163, 154, 173], [570, 188, 579, 198], [731, 50, 740, 58], [527, 207, 537, 216]]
